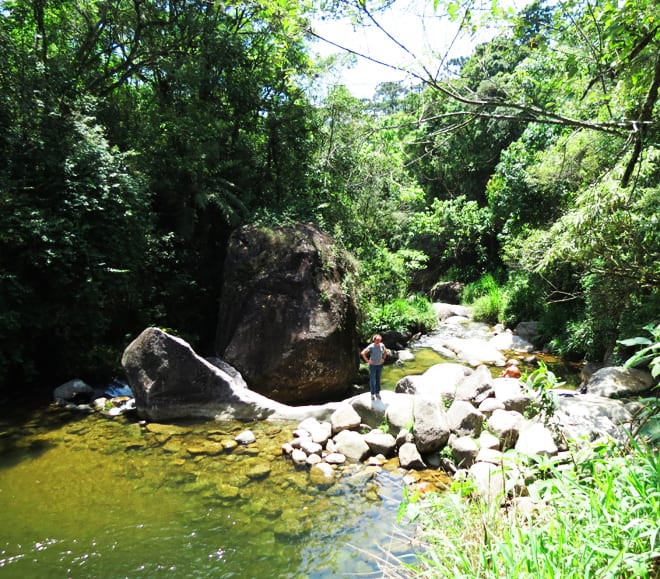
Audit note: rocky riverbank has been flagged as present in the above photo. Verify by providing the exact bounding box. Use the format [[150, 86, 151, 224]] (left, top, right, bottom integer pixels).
[[52, 305, 656, 503]]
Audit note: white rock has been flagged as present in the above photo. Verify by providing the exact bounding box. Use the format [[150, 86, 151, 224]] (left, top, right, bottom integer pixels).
[[324, 452, 346, 465], [235, 430, 256, 445], [306, 453, 322, 465], [291, 449, 307, 465]]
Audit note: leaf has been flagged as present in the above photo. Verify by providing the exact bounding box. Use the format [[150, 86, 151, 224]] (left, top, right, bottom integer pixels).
[[618, 337, 653, 347], [652, 358, 660, 379]]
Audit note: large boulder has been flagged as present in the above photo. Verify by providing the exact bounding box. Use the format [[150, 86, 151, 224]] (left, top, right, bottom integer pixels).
[[121, 327, 339, 422], [582, 366, 655, 398], [215, 223, 359, 404]]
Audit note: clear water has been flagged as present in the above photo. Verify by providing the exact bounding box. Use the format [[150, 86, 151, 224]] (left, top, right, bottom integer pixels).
[[0, 399, 420, 578], [1, 327, 579, 578]]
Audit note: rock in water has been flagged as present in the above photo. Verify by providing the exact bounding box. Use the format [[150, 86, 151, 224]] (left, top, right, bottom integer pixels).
[[121, 327, 339, 422]]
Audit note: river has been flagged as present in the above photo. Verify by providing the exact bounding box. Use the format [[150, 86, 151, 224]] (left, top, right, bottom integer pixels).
[[0, 321, 579, 578]]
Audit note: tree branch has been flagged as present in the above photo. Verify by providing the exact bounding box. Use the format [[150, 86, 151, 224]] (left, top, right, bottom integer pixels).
[[621, 49, 660, 187]]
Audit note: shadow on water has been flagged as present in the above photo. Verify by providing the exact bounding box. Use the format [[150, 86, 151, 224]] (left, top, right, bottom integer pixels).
[[0, 399, 92, 469]]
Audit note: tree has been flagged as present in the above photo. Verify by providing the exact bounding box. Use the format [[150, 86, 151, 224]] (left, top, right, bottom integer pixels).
[[311, 0, 660, 188], [0, 0, 321, 391]]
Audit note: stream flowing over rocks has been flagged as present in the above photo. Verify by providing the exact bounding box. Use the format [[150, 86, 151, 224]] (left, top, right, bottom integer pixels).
[[55, 303, 656, 503]]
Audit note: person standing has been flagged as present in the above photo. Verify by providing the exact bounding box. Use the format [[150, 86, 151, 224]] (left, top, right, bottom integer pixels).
[[361, 334, 387, 400]]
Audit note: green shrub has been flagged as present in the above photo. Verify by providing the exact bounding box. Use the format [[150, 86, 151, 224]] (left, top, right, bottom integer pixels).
[[501, 271, 546, 326], [396, 439, 660, 578], [462, 273, 500, 303], [619, 323, 660, 379], [362, 295, 437, 338], [463, 274, 506, 324]]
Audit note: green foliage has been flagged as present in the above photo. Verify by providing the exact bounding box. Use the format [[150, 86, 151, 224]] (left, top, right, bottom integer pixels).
[[501, 144, 660, 360], [0, 106, 153, 388], [486, 124, 575, 240], [405, 196, 493, 283], [500, 270, 546, 326], [1, 0, 659, 397], [361, 295, 437, 339], [462, 274, 507, 324], [359, 246, 429, 306], [0, 0, 320, 390], [407, 32, 528, 206], [378, 415, 390, 434], [521, 361, 562, 422], [619, 323, 660, 380], [404, 440, 660, 578], [630, 397, 660, 446], [308, 85, 426, 256]]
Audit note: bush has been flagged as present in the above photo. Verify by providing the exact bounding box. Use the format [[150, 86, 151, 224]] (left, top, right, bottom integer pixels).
[[501, 271, 546, 326], [463, 274, 506, 324], [396, 439, 660, 578], [361, 295, 437, 338]]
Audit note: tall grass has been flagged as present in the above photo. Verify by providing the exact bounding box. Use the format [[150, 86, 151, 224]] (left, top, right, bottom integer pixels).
[[363, 295, 437, 338], [462, 274, 506, 324], [391, 439, 660, 578]]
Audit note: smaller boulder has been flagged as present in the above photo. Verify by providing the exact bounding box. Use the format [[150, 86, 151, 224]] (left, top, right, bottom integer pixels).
[[490, 330, 535, 353], [515, 422, 558, 457], [429, 282, 464, 304], [514, 321, 539, 345], [298, 439, 323, 456], [446, 400, 484, 438], [235, 430, 256, 445], [333, 430, 370, 461], [298, 417, 332, 445], [310, 462, 335, 485], [413, 397, 451, 453], [478, 430, 500, 451], [385, 394, 414, 435], [54, 379, 94, 404], [291, 449, 307, 466], [364, 430, 397, 457], [330, 404, 362, 434], [478, 397, 505, 416], [469, 461, 505, 502], [454, 365, 494, 403], [325, 452, 346, 465], [583, 367, 655, 399], [306, 454, 322, 466], [450, 436, 479, 469], [475, 447, 504, 465], [398, 442, 427, 470], [488, 409, 524, 450], [395, 428, 414, 448]]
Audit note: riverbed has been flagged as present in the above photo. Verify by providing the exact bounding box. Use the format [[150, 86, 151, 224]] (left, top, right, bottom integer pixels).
[[0, 392, 423, 578]]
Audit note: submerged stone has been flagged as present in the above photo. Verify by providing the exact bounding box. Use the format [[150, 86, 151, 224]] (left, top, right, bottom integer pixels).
[[246, 464, 272, 481]]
